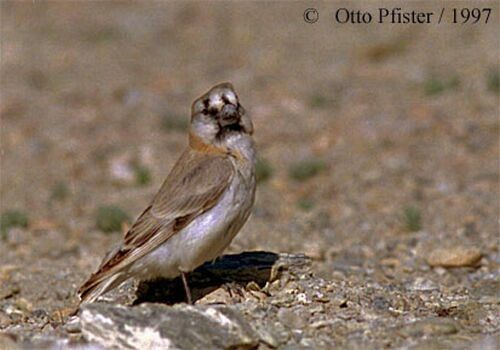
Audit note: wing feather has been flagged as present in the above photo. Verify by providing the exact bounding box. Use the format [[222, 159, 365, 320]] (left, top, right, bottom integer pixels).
[[78, 149, 233, 300]]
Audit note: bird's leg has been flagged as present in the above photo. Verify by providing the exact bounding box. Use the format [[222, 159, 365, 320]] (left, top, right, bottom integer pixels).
[[181, 272, 193, 304]]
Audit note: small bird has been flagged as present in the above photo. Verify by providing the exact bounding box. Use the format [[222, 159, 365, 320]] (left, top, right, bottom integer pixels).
[[78, 82, 256, 305]]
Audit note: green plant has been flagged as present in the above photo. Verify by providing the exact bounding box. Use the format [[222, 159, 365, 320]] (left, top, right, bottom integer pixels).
[[289, 159, 327, 182], [309, 94, 328, 108], [487, 69, 499, 93], [161, 113, 189, 132], [297, 197, 315, 211], [1, 210, 29, 237], [96, 206, 130, 233], [50, 182, 69, 201], [403, 206, 422, 232], [424, 75, 460, 96], [424, 77, 446, 96], [134, 165, 152, 186], [255, 158, 273, 183]]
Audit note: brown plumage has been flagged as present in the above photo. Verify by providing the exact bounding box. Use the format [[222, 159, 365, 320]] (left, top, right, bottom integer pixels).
[[78, 82, 256, 304]]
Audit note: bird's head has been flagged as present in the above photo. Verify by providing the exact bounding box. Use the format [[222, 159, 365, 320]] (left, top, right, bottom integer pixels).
[[190, 83, 253, 147]]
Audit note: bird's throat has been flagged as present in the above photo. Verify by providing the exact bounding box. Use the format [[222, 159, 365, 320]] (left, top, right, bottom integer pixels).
[[189, 131, 228, 156]]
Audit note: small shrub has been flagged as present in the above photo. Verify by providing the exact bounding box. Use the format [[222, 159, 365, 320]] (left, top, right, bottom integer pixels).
[[403, 206, 422, 232], [487, 69, 499, 93], [289, 159, 327, 182], [255, 158, 273, 183], [50, 182, 69, 201], [161, 114, 189, 132], [297, 198, 315, 211], [424, 75, 460, 96], [424, 77, 446, 96], [1, 210, 29, 236], [96, 206, 130, 233], [309, 94, 328, 108], [134, 165, 152, 186]]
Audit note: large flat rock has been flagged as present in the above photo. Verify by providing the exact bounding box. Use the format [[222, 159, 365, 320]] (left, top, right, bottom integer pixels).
[[80, 303, 259, 350]]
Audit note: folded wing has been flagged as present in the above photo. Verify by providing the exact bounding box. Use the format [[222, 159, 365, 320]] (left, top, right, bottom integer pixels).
[[78, 149, 234, 302]]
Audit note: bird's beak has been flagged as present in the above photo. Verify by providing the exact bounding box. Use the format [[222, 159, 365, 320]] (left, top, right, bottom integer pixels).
[[219, 104, 240, 127]]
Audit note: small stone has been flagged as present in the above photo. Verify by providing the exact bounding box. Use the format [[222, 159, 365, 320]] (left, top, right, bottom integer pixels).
[[372, 296, 391, 310], [277, 307, 307, 329], [296, 293, 310, 305], [14, 298, 32, 312], [63, 316, 82, 333], [331, 271, 346, 281], [253, 323, 281, 348], [399, 318, 459, 337], [380, 258, 401, 268], [0, 284, 20, 300], [266, 280, 281, 294], [303, 241, 325, 261], [434, 267, 447, 275], [426, 246, 483, 268], [196, 287, 232, 305], [407, 277, 439, 291], [312, 292, 330, 303], [247, 290, 268, 302], [310, 320, 336, 329], [246, 281, 261, 292], [0, 312, 11, 327]]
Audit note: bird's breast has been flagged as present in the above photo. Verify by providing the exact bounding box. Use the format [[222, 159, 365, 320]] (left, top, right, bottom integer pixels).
[[137, 134, 256, 279]]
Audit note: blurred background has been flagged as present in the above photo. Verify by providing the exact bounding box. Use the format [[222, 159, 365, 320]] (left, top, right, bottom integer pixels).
[[0, 0, 498, 322]]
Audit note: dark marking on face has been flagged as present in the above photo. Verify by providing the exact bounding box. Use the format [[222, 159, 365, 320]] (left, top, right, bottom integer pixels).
[[207, 107, 218, 116], [216, 122, 244, 141], [225, 123, 244, 132], [221, 95, 230, 105]]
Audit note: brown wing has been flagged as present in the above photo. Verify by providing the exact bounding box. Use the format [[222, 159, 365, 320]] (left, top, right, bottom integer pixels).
[[78, 149, 233, 300]]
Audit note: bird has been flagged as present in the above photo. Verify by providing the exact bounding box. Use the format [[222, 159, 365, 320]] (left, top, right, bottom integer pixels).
[[78, 82, 256, 305]]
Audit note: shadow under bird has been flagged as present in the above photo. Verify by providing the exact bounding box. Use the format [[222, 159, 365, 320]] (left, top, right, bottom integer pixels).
[[78, 82, 256, 305]]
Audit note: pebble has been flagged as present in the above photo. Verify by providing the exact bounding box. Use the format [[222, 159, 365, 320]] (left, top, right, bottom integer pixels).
[[15, 298, 33, 313], [245, 281, 261, 292], [196, 287, 233, 305], [303, 241, 325, 261], [0, 312, 11, 327], [253, 324, 280, 348], [399, 318, 459, 337], [277, 307, 307, 329], [408, 277, 439, 292], [63, 316, 82, 333], [426, 246, 483, 268]]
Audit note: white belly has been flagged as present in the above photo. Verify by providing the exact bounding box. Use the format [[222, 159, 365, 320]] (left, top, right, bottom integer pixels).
[[130, 171, 255, 280]]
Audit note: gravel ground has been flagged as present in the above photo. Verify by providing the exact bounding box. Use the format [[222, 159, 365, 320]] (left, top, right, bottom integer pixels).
[[0, 1, 498, 349]]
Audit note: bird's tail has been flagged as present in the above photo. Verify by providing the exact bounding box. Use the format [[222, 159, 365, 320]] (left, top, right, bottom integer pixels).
[[78, 271, 127, 304]]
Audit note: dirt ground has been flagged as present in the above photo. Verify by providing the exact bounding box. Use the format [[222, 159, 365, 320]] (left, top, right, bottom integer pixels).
[[0, 1, 498, 349]]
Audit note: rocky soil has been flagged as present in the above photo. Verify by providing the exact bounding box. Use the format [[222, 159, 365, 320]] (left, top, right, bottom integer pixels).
[[1, 1, 499, 349]]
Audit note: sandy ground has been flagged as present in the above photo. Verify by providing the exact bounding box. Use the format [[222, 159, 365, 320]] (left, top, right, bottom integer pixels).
[[0, 1, 498, 348]]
